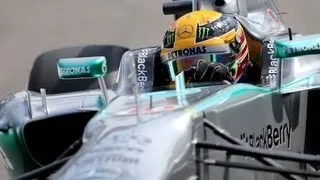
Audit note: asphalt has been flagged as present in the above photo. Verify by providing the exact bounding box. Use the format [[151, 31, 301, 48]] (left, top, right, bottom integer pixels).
[[0, 0, 319, 179]]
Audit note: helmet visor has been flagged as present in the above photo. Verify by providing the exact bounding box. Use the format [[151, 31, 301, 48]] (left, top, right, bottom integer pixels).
[[166, 52, 236, 82]]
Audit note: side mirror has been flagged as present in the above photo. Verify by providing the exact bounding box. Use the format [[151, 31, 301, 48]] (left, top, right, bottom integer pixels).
[[57, 56, 109, 103], [274, 34, 320, 94], [274, 34, 320, 59]]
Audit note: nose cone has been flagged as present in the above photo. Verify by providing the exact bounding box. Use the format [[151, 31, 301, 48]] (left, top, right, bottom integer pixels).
[[50, 110, 198, 180]]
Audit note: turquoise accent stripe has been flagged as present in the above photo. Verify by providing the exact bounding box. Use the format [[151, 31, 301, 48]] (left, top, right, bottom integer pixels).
[[280, 72, 320, 93], [281, 72, 318, 89], [191, 84, 274, 113], [175, 72, 186, 91], [309, 76, 315, 86], [140, 88, 202, 99], [168, 61, 176, 81], [175, 72, 188, 105], [97, 95, 106, 108]]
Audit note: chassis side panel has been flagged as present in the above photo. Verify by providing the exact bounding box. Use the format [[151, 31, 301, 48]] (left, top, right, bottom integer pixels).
[[202, 90, 308, 180]]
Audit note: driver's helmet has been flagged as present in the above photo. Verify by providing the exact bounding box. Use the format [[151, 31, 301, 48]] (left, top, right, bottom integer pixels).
[[160, 10, 250, 85]]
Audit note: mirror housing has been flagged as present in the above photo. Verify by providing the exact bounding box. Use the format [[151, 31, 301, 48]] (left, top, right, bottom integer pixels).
[[57, 56, 107, 79], [57, 56, 109, 104], [273, 34, 320, 94], [274, 34, 320, 59]]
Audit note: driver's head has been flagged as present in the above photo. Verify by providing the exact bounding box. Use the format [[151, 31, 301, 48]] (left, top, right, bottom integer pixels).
[[160, 10, 250, 85]]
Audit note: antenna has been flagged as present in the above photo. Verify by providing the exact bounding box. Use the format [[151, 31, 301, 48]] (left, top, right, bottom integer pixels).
[[288, 28, 293, 41]]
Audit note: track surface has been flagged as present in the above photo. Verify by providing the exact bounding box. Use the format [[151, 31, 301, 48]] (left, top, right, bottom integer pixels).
[[0, 0, 318, 179]]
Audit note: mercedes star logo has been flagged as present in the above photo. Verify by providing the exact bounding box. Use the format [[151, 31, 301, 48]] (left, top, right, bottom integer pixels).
[[177, 25, 194, 38]]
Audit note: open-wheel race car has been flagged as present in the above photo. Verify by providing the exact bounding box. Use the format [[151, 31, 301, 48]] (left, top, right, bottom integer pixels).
[[3, 0, 320, 179]]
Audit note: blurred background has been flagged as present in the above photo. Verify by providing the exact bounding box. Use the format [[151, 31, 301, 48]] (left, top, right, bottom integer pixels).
[[0, 0, 318, 178]]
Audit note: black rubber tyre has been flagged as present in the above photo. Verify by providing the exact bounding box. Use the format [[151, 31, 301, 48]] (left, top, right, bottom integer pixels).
[[27, 45, 129, 94]]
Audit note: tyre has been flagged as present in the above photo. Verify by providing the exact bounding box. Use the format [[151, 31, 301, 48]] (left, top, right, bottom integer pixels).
[[27, 45, 129, 94]]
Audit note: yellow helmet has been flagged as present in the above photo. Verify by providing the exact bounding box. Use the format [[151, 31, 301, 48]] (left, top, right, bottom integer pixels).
[[160, 10, 249, 85]]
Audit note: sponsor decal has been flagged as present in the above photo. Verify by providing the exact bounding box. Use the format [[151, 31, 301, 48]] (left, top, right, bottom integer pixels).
[[57, 57, 107, 79], [177, 24, 194, 39], [240, 123, 291, 149], [98, 134, 151, 164], [281, 42, 320, 55], [163, 31, 175, 49], [197, 27, 210, 40], [71, 133, 151, 179], [168, 46, 207, 60], [102, 154, 139, 164], [102, 146, 143, 153], [196, 15, 237, 43], [266, 38, 278, 80], [111, 134, 151, 146], [136, 48, 152, 91], [59, 66, 91, 76]]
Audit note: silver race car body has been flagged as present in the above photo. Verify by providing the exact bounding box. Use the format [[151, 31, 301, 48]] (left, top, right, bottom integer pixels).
[[3, 0, 320, 180]]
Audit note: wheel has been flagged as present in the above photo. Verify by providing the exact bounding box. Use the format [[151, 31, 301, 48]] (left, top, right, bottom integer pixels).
[[27, 45, 129, 94]]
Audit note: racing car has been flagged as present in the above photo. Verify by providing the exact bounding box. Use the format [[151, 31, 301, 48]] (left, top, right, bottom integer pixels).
[[3, 0, 320, 179]]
